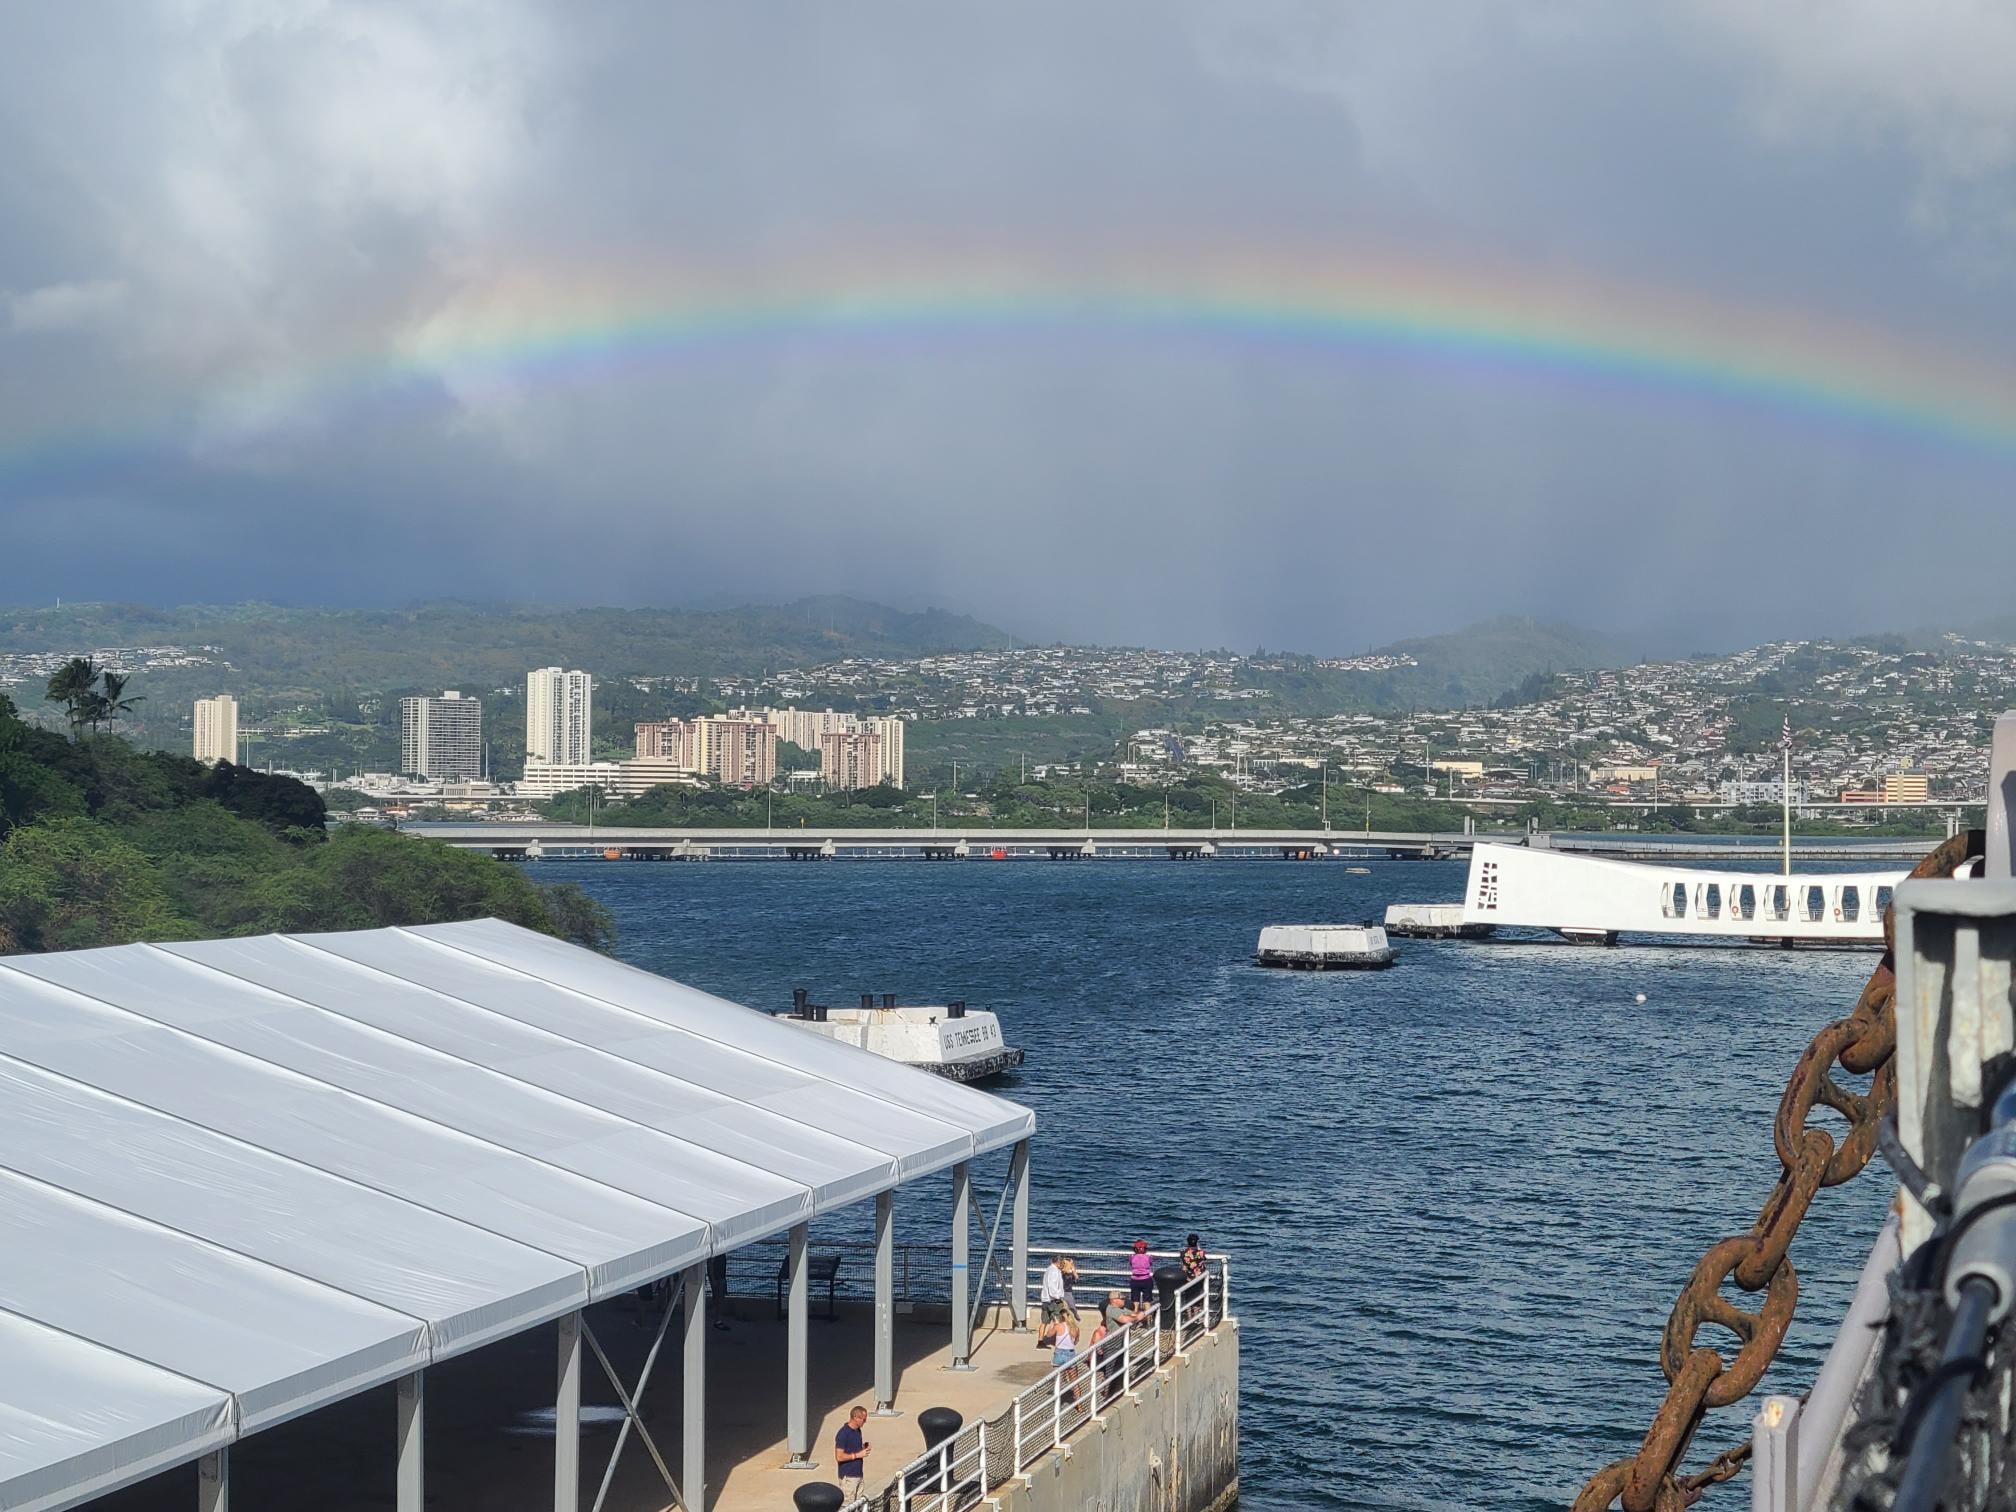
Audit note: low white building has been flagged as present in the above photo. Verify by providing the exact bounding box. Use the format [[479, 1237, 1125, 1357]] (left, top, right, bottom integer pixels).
[[516, 759, 702, 800]]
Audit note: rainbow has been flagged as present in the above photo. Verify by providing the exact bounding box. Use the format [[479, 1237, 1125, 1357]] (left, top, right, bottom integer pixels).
[[8, 246, 2016, 487]]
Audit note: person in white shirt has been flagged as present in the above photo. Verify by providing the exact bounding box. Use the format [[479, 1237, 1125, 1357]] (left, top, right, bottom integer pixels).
[[1039, 1254, 1076, 1345], [1050, 1313, 1078, 1370]]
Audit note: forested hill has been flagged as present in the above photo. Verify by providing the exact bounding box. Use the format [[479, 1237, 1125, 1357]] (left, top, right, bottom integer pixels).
[[1351, 617, 1644, 708], [0, 693, 609, 954], [0, 596, 1016, 693]]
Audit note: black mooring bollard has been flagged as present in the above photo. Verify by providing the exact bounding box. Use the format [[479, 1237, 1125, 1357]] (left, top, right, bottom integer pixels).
[[917, 1405, 963, 1450], [792, 1483, 844, 1512], [1154, 1263, 1186, 1329], [905, 1407, 967, 1502]]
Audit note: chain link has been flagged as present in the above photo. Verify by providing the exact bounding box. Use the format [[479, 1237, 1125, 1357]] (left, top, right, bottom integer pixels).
[[1573, 829, 1985, 1512]]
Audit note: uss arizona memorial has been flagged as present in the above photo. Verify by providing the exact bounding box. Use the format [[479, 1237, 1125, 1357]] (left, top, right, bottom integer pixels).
[[1424, 714, 2016, 946], [1447, 843, 1910, 945]]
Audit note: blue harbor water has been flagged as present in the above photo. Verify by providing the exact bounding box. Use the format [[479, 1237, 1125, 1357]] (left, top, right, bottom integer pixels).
[[548, 857, 1889, 1511]]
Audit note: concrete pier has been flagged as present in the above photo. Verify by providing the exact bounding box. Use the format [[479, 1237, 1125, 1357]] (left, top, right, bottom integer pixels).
[[994, 1322, 1239, 1512]]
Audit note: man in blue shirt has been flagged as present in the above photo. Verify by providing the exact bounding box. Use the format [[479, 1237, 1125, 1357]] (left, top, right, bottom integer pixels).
[[835, 1405, 870, 1487]]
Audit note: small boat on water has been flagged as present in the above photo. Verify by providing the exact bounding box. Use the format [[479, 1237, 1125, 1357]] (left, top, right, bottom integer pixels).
[[1254, 923, 1398, 970], [776, 990, 1025, 1082]]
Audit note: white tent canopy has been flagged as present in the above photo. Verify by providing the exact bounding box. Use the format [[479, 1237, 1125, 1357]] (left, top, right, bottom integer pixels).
[[0, 918, 1034, 1512]]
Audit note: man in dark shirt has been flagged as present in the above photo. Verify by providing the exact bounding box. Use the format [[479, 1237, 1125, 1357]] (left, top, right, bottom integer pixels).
[[835, 1405, 870, 1487]]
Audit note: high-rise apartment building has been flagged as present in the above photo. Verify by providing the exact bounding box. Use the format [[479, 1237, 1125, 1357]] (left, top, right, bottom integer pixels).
[[634, 719, 704, 768], [401, 691, 484, 781], [526, 668, 593, 765], [636, 716, 780, 786], [817, 718, 907, 790], [757, 707, 858, 751], [818, 730, 883, 791], [192, 694, 238, 765], [1882, 770, 1929, 803], [745, 707, 906, 787], [866, 715, 904, 788], [700, 717, 777, 788]]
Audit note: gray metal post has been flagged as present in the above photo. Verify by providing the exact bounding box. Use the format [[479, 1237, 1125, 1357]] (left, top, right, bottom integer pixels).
[[1751, 1395, 1799, 1512], [874, 1190, 898, 1413], [556, 1310, 582, 1512], [396, 1370, 424, 1512], [682, 1262, 705, 1511], [197, 1449, 227, 1512], [1988, 708, 2013, 880], [1009, 1138, 1031, 1331], [950, 1160, 974, 1370], [785, 1223, 813, 1467]]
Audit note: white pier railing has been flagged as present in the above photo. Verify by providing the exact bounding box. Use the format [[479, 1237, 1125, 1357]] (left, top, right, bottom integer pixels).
[[843, 1251, 1232, 1512]]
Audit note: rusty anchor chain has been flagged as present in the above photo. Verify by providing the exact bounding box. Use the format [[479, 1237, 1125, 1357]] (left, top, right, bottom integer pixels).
[[1574, 829, 1986, 1512]]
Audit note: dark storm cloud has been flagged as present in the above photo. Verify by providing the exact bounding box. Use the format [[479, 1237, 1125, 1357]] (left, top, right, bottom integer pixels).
[[1, 1, 2013, 650]]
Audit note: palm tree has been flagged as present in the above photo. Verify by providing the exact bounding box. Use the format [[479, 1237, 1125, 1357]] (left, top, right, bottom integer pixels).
[[98, 670, 142, 732], [43, 657, 100, 738]]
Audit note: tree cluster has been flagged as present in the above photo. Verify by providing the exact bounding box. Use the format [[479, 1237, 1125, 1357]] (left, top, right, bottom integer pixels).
[[43, 656, 143, 737]]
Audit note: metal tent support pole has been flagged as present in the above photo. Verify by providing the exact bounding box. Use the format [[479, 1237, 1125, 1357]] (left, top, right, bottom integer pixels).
[[396, 1370, 424, 1512], [1009, 1139, 1031, 1331], [874, 1190, 899, 1414], [683, 1262, 706, 1511], [949, 1160, 975, 1370], [197, 1449, 228, 1512], [556, 1310, 582, 1512], [785, 1223, 814, 1468]]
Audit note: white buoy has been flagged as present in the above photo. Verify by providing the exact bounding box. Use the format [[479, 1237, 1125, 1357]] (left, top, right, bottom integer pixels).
[[1634, 992, 1648, 1004]]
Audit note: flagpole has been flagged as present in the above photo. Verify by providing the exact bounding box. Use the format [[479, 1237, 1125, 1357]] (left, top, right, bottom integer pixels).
[[1781, 720, 1792, 876]]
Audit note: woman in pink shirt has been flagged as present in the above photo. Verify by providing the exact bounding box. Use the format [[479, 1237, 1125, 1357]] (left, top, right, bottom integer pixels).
[[1128, 1240, 1155, 1308]]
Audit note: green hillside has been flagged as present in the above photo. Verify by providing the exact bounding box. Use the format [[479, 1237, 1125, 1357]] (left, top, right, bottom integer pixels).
[[1361, 617, 1640, 707], [0, 596, 1014, 691]]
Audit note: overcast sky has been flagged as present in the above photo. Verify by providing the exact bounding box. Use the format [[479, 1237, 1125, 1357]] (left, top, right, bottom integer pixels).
[[3, 2, 2013, 652]]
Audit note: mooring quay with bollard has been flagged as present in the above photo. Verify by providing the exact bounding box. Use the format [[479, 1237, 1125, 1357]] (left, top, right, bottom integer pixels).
[[756, 1243, 1238, 1512]]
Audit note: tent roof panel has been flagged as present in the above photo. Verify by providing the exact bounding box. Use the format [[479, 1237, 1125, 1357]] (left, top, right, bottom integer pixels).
[[169, 934, 882, 1214], [297, 928, 980, 1167], [412, 920, 1038, 1154], [0, 1056, 582, 1355], [0, 968, 705, 1290], [0, 1310, 232, 1512], [8, 947, 774, 1245], [0, 1170, 425, 1431], [0, 918, 1032, 1512]]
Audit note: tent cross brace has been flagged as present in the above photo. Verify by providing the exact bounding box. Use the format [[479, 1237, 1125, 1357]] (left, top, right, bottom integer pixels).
[[583, 1281, 685, 1512]]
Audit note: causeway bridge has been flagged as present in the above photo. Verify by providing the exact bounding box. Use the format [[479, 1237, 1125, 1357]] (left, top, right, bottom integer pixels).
[[405, 823, 1942, 865]]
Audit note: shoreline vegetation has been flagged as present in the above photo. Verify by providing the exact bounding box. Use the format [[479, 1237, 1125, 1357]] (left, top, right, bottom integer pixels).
[[0, 686, 612, 956]]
